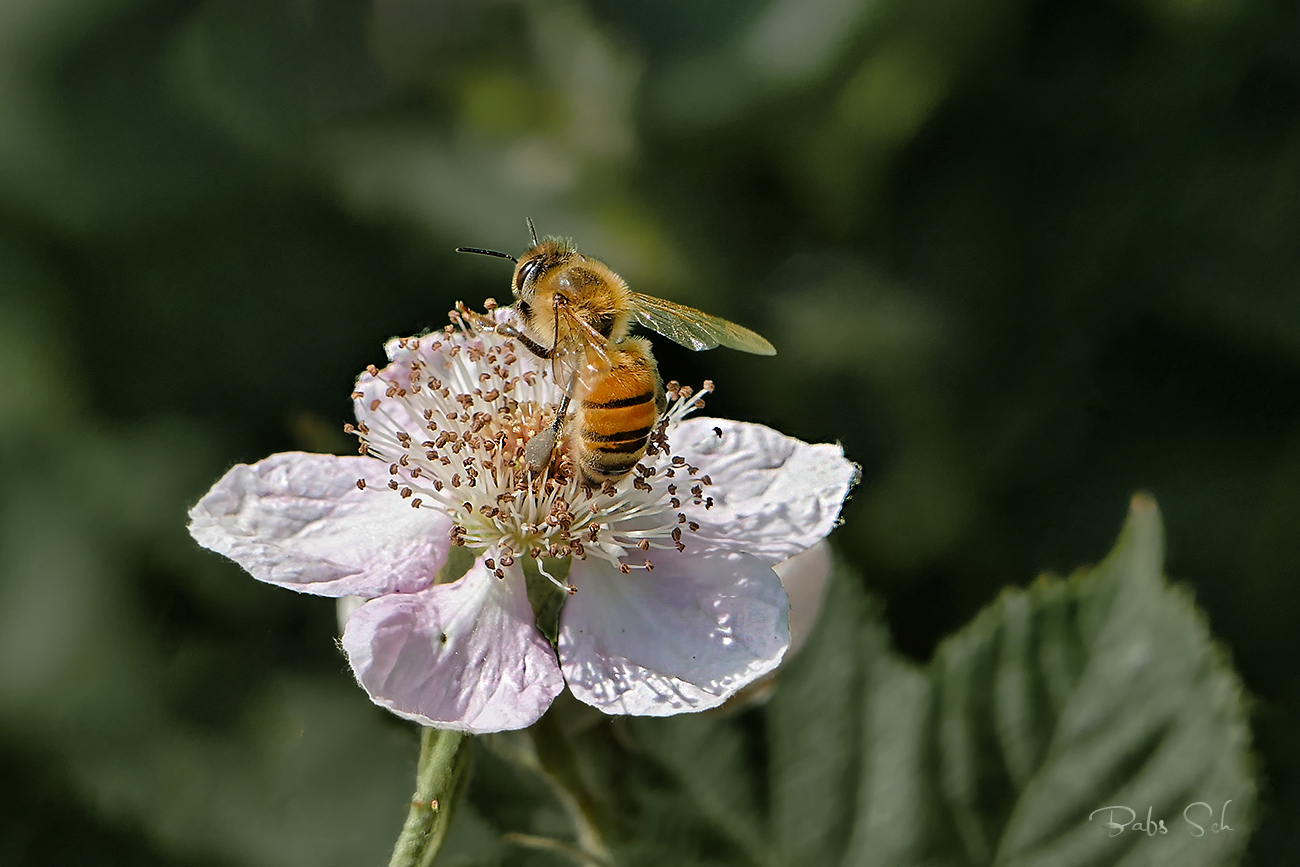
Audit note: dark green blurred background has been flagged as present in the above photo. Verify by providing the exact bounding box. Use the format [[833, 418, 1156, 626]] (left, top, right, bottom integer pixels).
[[0, 0, 1297, 863]]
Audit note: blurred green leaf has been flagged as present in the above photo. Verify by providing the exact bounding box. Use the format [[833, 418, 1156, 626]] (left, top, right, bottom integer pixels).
[[922, 494, 1254, 866]]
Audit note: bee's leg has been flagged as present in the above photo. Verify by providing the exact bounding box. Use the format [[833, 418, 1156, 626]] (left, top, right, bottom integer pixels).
[[498, 324, 553, 360], [524, 394, 570, 472]]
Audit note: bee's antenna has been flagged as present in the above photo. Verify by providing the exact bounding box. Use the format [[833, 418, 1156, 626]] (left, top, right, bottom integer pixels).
[[526, 217, 539, 246], [455, 247, 518, 263]]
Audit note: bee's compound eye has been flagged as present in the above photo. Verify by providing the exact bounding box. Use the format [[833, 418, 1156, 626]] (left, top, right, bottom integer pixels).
[[516, 258, 543, 293]]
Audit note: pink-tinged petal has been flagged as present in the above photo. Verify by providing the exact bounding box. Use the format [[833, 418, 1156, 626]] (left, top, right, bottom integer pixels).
[[558, 552, 789, 716], [342, 557, 563, 733], [774, 540, 832, 658], [187, 452, 451, 598], [671, 418, 858, 564]]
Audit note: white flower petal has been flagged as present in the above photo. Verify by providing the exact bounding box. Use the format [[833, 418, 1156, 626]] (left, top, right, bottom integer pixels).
[[188, 452, 452, 598], [670, 418, 858, 564], [342, 556, 563, 733], [558, 552, 789, 716]]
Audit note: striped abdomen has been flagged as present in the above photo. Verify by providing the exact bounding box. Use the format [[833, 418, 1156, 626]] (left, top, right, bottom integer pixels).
[[572, 339, 665, 485]]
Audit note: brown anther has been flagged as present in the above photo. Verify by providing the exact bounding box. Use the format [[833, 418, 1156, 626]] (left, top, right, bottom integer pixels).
[[701, 475, 712, 486], [484, 297, 497, 309], [357, 422, 369, 434], [433, 480, 444, 491], [356, 479, 367, 490], [688, 521, 700, 532], [672, 527, 682, 541], [637, 539, 650, 551], [400, 455, 410, 467], [424, 409, 435, 421], [359, 443, 370, 456], [463, 502, 473, 513], [389, 463, 399, 475], [705, 497, 714, 509], [370, 399, 381, 411], [691, 484, 703, 497], [495, 569, 505, 579], [667, 484, 678, 495], [672, 457, 686, 467], [500, 555, 515, 567], [411, 498, 422, 508], [677, 513, 686, 523], [367, 365, 379, 376], [451, 474, 461, 488], [400, 487, 412, 499], [713, 426, 723, 438], [343, 423, 356, 434], [485, 558, 496, 570], [619, 563, 631, 574], [567, 585, 578, 595], [644, 560, 654, 572], [670, 497, 681, 509], [388, 480, 399, 490], [350, 392, 364, 402], [675, 542, 686, 552]]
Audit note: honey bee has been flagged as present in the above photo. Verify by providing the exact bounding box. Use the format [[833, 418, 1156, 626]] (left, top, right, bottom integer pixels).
[[458, 221, 775, 485]]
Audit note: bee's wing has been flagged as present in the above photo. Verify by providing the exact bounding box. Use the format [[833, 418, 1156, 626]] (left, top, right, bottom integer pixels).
[[629, 292, 776, 355], [551, 303, 613, 397]]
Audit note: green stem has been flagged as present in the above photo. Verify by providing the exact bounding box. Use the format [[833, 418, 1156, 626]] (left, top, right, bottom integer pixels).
[[387, 728, 472, 867]]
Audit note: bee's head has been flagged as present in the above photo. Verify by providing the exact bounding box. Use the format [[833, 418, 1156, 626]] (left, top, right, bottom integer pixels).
[[511, 238, 575, 328]]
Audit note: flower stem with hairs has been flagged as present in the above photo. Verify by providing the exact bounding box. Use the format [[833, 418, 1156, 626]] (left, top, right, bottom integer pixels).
[[388, 728, 471, 867]]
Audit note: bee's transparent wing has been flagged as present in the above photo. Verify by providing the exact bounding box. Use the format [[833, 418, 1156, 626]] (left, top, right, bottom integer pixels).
[[551, 303, 613, 397], [629, 292, 776, 355]]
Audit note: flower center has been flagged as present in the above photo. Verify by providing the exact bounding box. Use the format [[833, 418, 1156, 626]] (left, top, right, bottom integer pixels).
[[344, 314, 717, 585]]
